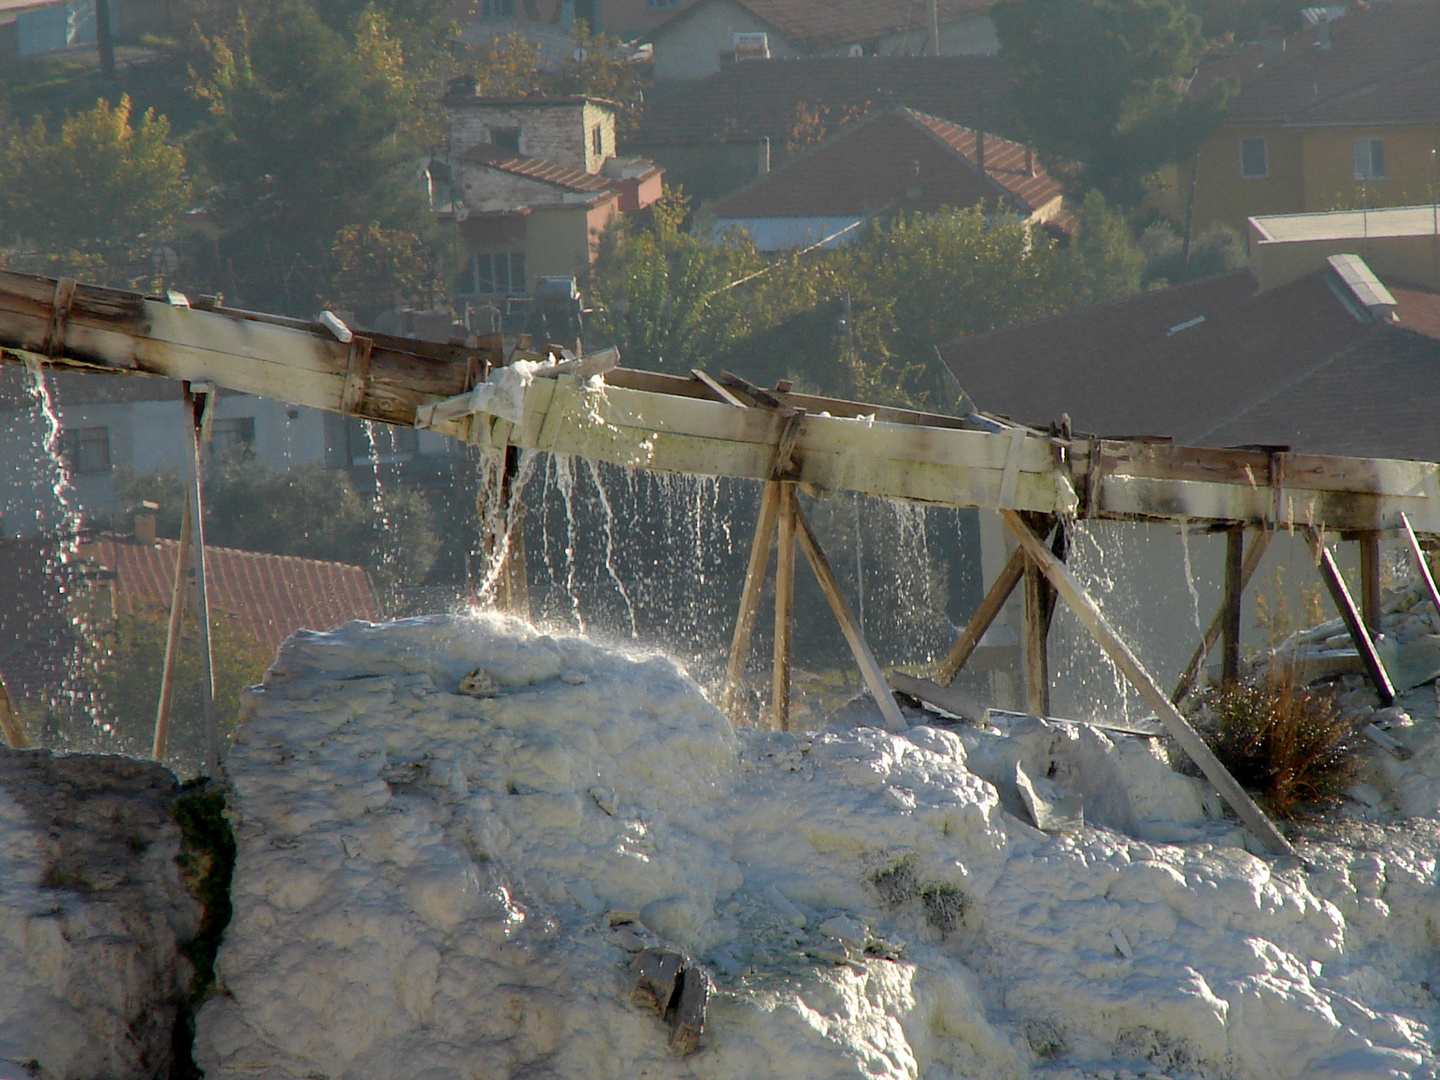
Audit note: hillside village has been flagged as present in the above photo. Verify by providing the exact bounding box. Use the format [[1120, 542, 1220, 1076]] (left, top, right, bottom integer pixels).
[[4, 0, 1440, 1078]]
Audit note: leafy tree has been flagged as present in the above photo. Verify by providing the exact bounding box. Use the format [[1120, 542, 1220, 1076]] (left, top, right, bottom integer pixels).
[[1187, 0, 1303, 41], [1139, 218, 1246, 286], [189, 3, 433, 314], [0, 95, 189, 286], [993, 0, 1234, 204], [327, 222, 444, 324], [1064, 190, 1146, 305]]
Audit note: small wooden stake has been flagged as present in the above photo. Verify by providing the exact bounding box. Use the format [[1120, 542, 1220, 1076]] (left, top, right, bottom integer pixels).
[[1399, 512, 1440, 619], [1023, 558, 1051, 716], [1173, 527, 1272, 704], [152, 489, 193, 762], [1359, 531, 1383, 634], [1222, 526, 1245, 684], [1307, 526, 1396, 706], [0, 670, 28, 749], [1000, 509, 1296, 857], [936, 546, 1025, 685], [792, 492, 906, 733], [772, 486, 797, 730], [722, 481, 783, 718]]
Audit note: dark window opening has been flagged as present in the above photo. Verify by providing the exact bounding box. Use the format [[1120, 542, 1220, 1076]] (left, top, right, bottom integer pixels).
[[1239, 137, 1268, 179], [58, 426, 110, 474], [490, 127, 521, 153], [211, 416, 256, 459]]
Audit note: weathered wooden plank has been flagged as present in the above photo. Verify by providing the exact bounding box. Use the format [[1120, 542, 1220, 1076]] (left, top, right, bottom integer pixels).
[[1306, 526, 1396, 707], [889, 672, 987, 723], [1024, 559, 1050, 717], [668, 964, 712, 1056], [629, 949, 683, 1015], [152, 488, 193, 762], [791, 492, 907, 733], [935, 546, 1026, 684], [691, 369, 747, 408], [1172, 527, 1272, 704], [1000, 509, 1297, 857], [722, 481, 783, 719], [1359, 531, 1383, 634], [1399, 512, 1440, 621], [1222, 526, 1244, 684], [773, 488, 797, 731], [0, 671, 27, 749]]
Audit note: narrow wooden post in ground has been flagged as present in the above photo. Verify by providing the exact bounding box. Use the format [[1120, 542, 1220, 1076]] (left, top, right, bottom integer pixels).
[[772, 486, 797, 730], [1307, 526, 1395, 706], [0, 671, 28, 749], [1400, 512, 1440, 618], [1023, 558, 1051, 716], [1001, 509, 1296, 857], [1222, 526, 1245, 684], [937, 547, 1025, 685], [791, 491, 906, 732], [1358, 531, 1383, 635], [722, 481, 782, 719], [1173, 527, 1272, 704], [152, 489, 193, 761], [184, 385, 221, 776]]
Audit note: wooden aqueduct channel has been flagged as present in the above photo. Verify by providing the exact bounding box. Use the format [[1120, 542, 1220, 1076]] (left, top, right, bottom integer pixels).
[[7, 270, 1440, 856]]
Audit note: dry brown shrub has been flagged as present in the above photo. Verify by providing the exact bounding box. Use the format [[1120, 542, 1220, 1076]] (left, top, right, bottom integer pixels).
[[1200, 676, 1362, 818]]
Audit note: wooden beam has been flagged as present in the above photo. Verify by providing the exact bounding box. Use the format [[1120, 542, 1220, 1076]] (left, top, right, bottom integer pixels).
[[185, 386, 221, 776], [1172, 527, 1272, 704], [1358, 531, 1383, 634], [772, 487, 797, 731], [0, 670, 28, 749], [1306, 526, 1395, 707], [1400, 512, 1440, 622], [936, 546, 1025, 685], [690, 369, 747, 408], [1222, 526, 1244, 684], [152, 489, 193, 762], [792, 493, 907, 733], [1023, 559, 1051, 716], [722, 481, 783, 718], [1000, 509, 1296, 857], [889, 672, 986, 724]]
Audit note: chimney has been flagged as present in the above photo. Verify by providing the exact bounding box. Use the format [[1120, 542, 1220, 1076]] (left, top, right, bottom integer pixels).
[[758, 136, 771, 176], [1327, 253, 1396, 322], [1261, 26, 1285, 59], [134, 500, 159, 545]]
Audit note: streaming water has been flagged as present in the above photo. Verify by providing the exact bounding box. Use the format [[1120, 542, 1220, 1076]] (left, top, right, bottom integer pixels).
[[1178, 517, 1205, 642], [360, 421, 400, 601], [582, 457, 638, 638]]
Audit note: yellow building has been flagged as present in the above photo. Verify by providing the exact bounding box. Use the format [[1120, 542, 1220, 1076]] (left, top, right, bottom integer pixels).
[[1152, 1, 1440, 237]]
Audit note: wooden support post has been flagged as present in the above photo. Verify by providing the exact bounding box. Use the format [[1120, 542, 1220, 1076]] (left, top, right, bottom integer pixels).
[[1023, 558, 1050, 716], [152, 489, 193, 762], [1399, 513, 1440, 621], [0, 670, 28, 749], [185, 385, 221, 776], [1358, 531, 1383, 634], [1222, 526, 1245, 684], [1173, 527, 1272, 704], [722, 481, 783, 718], [936, 546, 1025, 684], [791, 492, 906, 733], [1000, 509, 1296, 857], [1307, 526, 1395, 706], [772, 485, 797, 730]]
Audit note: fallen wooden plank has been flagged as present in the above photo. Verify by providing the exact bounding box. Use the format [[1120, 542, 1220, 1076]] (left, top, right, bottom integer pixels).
[[1363, 723, 1414, 761], [792, 493, 907, 733], [690, 369, 747, 408], [888, 672, 987, 724], [1000, 509, 1297, 857], [985, 708, 1163, 739], [629, 949, 684, 1015], [668, 964, 712, 1056]]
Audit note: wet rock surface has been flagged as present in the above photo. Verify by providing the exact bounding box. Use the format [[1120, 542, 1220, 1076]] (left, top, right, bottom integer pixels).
[[0, 748, 201, 1080]]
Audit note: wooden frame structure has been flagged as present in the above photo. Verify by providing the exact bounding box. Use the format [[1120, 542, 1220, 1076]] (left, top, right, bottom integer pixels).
[[7, 271, 1440, 854]]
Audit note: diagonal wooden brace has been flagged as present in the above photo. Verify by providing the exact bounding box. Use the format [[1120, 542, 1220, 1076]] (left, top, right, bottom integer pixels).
[[1172, 526, 1273, 704], [936, 546, 1025, 685], [1000, 509, 1296, 857]]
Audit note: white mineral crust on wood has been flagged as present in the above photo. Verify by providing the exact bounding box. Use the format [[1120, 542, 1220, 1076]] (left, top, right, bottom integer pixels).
[[198, 614, 1440, 1080]]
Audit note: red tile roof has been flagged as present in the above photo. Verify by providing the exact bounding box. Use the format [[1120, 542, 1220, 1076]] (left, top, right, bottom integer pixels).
[[635, 55, 1011, 147], [938, 266, 1440, 461], [99, 537, 378, 654], [712, 106, 1062, 219], [1191, 0, 1440, 126], [651, 0, 994, 53], [458, 147, 617, 194]]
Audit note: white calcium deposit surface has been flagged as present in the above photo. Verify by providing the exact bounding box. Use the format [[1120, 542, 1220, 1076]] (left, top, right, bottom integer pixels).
[[198, 614, 1440, 1080]]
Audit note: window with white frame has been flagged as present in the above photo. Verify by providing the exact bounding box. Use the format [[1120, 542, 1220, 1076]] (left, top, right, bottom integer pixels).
[[1354, 138, 1386, 180], [1239, 137, 1268, 178], [460, 252, 527, 296], [58, 426, 110, 474], [592, 125, 603, 158]]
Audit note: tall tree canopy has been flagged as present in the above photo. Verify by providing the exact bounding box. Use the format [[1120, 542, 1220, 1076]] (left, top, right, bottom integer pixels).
[[0, 95, 189, 285], [993, 0, 1233, 204]]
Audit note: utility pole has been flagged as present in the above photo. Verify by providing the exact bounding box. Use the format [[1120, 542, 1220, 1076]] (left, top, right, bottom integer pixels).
[[95, 0, 116, 80]]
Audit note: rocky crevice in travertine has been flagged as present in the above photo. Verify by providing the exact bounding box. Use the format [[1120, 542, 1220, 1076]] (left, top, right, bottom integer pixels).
[[0, 749, 201, 1080]]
